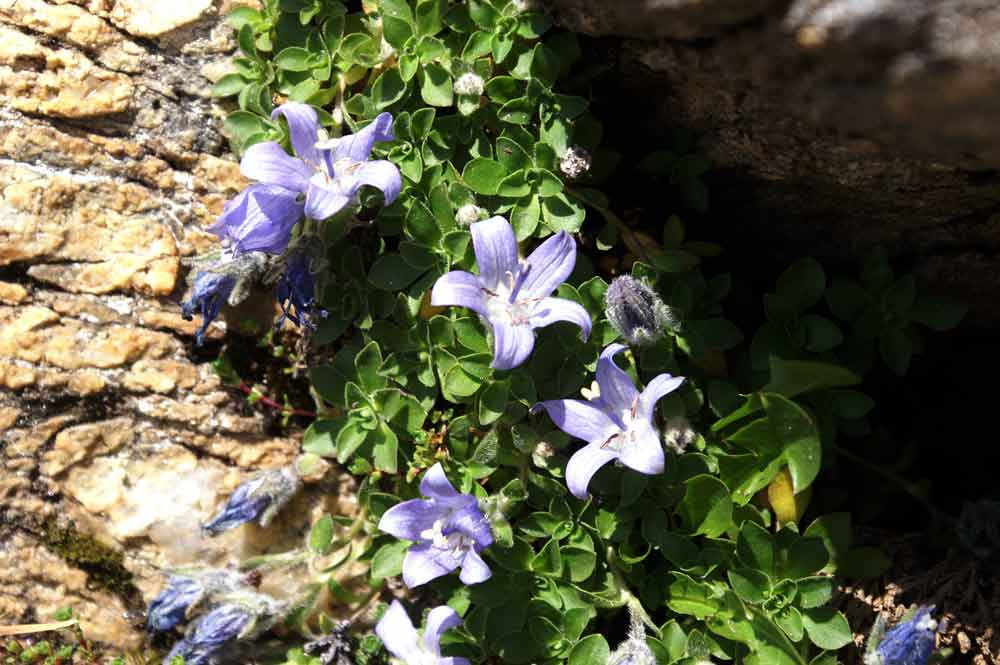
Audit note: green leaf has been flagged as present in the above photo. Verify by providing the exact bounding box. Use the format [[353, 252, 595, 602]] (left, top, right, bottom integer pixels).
[[563, 546, 597, 582], [405, 200, 441, 244], [760, 394, 822, 494], [839, 546, 891, 579], [382, 15, 413, 49], [212, 73, 247, 97], [420, 62, 454, 107], [803, 513, 852, 573], [374, 388, 427, 432], [275, 46, 315, 71], [498, 96, 535, 124], [688, 318, 744, 351], [777, 258, 825, 312], [511, 194, 541, 240], [370, 540, 409, 580], [802, 314, 843, 352], [372, 421, 399, 472], [531, 538, 563, 576], [764, 358, 860, 398], [879, 327, 912, 376], [796, 577, 835, 608], [542, 193, 585, 232], [728, 568, 769, 604], [779, 536, 830, 580], [355, 341, 384, 394], [309, 515, 334, 554], [800, 608, 852, 650], [478, 379, 509, 425], [737, 520, 774, 576], [568, 635, 609, 665], [529, 43, 558, 87], [910, 295, 967, 331], [775, 606, 804, 642], [666, 573, 720, 619], [302, 418, 341, 457], [416, 0, 445, 35], [462, 158, 507, 195], [368, 253, 425, 291], [678, 475, 732, 537], [378, 0, 413, 23], [371, 68, 407, 109]]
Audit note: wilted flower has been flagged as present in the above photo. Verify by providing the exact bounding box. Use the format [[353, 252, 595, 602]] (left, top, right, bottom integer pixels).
[[378, 463, 493, 587], [559, 146, 592, 179], [147, 569, 248, 632], [163, 604, 252, 665], [608, 603, 656, 665], [214, 103, 401, 252], [202, 466, 301, 536], [431, 216, 592, 370], [865, 606, 938, 665], [276, 250, 324, 329], [453, 72, 485, 97], [605, 275, 680, 347], [181, 270, 237, 346], [376, 601, 469, 665], [533, 343, 685, 499]]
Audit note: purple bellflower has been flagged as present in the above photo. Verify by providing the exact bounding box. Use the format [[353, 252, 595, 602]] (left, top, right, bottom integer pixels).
[[181, 270, 237, 346], [375, 600, 469, 665], [533, 343, 686, 499], [212, 103, 401, 254], [163, 604, 251, 665], [377, 463, 493, 588], [431, 216, 592, 370], [866, 606, 938, 665], [202, 466, 300, 536]]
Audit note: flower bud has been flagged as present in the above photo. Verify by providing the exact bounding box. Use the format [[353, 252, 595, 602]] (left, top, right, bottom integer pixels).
[[608, 602, 657, 665], [605, 275, 680, 347], [559, 146, 592, 179], [453, 72, 485, 97], [455, 203, 486, 226], [663, 416, 697, 453], [202, 466, 301, 536], [147, 568, 250, 632], [864, 605, 939, 665]]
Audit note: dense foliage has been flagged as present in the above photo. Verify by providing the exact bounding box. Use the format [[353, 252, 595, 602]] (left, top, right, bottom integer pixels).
[[142, 1, 968, 665]]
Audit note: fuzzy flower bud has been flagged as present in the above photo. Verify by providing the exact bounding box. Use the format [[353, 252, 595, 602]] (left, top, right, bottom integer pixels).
[[147, 568, 249, 632], [453, 72, 485, 97], [605, 275, 680, 347], [202, 466, 301, 536], [608, 603, 656, 665], [864, 606, 939, 665], [455, 203, 485, 226], [559, 146, 592, 179], [663, 415, 698, 453]]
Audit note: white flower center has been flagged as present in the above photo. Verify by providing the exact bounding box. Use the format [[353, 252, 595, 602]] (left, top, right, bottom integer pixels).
[[419, 519, 473, 558], [483, 265, 540, 327], [602, 396, 649, 453]]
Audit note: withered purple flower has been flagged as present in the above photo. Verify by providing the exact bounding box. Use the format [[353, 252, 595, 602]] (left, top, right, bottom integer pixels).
[[533, 343, 685, 499], [431, 216, 591, 370], [202, 466, 300, 536], [377, 463, 493, 588]]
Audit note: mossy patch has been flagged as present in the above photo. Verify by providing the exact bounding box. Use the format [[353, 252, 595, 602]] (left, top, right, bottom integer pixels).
[[42, 519, 141, 605]]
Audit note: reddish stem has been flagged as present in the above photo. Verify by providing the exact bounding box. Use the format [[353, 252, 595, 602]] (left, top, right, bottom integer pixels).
[[238, 383, 316, 418]]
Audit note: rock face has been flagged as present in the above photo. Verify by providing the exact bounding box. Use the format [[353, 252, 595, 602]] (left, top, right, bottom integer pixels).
[[542, 0, 1000, 325], [0, 0, 356, 652]]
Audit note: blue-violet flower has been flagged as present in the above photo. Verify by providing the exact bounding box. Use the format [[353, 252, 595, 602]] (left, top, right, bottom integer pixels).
[[181, 270, 237, 346], [431, 216, 592, 370], [202, 466, 300, 536], [213, 103, 401, 254], [866, 606, 938, 665], [533, 343, 685, 499], [375, 600, 469, 665], [163, 604, 251, 665], [147, 569, 248, 632], [276, 250, 324, 329], [377, 463, 493, 588]]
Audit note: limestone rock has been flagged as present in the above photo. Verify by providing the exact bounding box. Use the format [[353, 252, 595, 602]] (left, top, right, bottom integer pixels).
[[0, 0, 350, 653]]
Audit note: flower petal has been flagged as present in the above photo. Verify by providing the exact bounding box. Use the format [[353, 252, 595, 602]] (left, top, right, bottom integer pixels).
[[271, 102, 321, 165], [596, 343, 639, 420], [522, 231, 576, 298], [532, 398, 618, 445], [419, 463, 461, 501], [618, 423, 665, 475], [377, 498, 441, 540], [638, 373, 686, 423], [375, 600, 422, 663], [304, 182, 351, 220], [440, 658, 472, 665], [431, 271, 487, 316], [422, 605, 462, 656], [470, 216, 518, 291], [210, 184, 304, 254], [240, 141, 312, 191], [402, 542, 463, 588], [491, 322, 535, 370], [459, 549, 492, 585], [528, 297, 592, 340], [566, 442, 619, 499], [349, 160, 402, 205], [333, 112, 395, 163], [449, 504, 494, 549]]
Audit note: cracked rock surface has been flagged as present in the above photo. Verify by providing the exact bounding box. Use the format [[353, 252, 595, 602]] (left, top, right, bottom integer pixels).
[[543, 0, 1000, 325], [0, 0, 358, 650]]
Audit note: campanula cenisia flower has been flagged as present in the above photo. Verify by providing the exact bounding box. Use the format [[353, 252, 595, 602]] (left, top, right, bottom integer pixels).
[[202, 466, 300, 536], [375, 600, 469, 665], [377, 463, 493, 588], [163, 604, 251, 665], [276, 250, 324, 329], [147, 569, 249, 632], [213, 104, 401, 254], [210, 183, 305, 255], [605, 275, 680, 347], [533, 343, 685, 499], [431, 216, 592, 370], [865, 606, 938, 665]]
